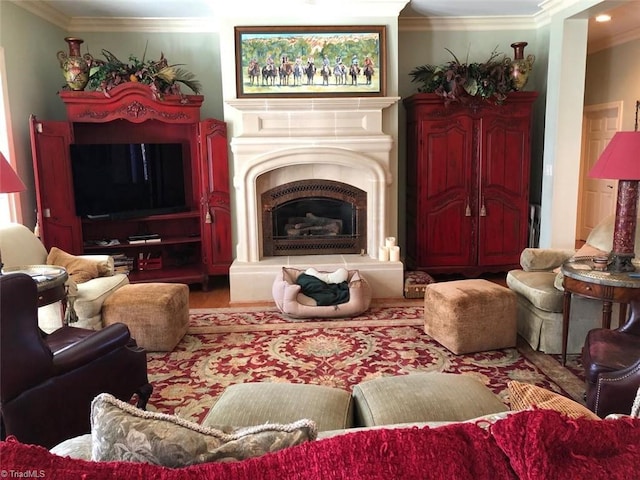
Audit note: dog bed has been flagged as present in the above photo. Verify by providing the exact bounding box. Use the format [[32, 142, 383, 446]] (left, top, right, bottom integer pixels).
[[272, 267, 372, 319]]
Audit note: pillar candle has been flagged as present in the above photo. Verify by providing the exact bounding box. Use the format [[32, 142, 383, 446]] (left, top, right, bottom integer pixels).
[[385, 237, 396, 248], [390, 246, 400, 262], [378, 246, 389, 261]]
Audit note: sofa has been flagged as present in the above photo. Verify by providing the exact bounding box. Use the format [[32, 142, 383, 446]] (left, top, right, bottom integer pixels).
[[2, 377, 639, 479], [506, 214, 640, 354], [0, 222, 128, 331]]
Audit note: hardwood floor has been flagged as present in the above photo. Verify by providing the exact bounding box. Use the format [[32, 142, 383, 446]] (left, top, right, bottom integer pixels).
[[188, 272, 509, 308]]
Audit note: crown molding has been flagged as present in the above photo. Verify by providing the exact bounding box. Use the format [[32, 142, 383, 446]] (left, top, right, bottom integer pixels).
[[399, 15, 538, 32], [588, 25, 640, 54], [66, 17, 217, 33]]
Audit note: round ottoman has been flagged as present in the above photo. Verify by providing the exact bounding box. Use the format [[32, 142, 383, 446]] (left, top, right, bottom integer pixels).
[[102, 283, 189, 352], [424, 279, 517, 354]]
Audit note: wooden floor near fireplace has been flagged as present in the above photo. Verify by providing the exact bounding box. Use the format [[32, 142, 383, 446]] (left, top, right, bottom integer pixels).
[[188, 272, 508, 308]]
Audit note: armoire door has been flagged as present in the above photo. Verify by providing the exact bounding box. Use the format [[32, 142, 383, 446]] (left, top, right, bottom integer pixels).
[[198, 118, 232, 275], [477, 112, 531, 266], [417, 114, 475, 267], [29, 116, 83, 253]]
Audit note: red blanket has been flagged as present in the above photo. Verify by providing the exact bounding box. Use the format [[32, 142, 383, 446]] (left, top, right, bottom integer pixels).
[[2, 410, 638, 480]]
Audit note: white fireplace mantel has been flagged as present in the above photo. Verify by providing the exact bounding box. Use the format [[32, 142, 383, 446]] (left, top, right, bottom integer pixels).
[[227, 96, 403, 303]]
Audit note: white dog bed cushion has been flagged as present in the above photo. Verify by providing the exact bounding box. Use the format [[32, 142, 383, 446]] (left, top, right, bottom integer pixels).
[[272, 267, 372, 319]]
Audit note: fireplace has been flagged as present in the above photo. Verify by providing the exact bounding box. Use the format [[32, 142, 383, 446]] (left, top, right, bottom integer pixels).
[[262, 179, 366, 256], [227, 96, 403, 303]]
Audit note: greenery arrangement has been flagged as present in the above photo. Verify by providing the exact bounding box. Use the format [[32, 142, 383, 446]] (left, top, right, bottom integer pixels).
[[409, 48, 515, 103], [85, 48, 202, 98]]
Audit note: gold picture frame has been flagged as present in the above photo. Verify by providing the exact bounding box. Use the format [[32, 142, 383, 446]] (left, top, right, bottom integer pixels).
[[235, 25, 386, 98]]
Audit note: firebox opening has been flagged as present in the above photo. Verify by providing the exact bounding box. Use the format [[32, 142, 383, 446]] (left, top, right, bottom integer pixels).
[[262, 180, 366, 257], [275, 198, 354, 238]]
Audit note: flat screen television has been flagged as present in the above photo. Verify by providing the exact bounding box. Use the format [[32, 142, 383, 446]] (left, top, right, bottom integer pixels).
[[70, 142, 188, 219]]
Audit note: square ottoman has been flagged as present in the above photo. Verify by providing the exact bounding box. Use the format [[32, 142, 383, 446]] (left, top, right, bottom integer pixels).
[[203, 382, 354, 433], [102, 282, 189, 352], [424, 279, 517, 354], [352, 373, 508, 427]]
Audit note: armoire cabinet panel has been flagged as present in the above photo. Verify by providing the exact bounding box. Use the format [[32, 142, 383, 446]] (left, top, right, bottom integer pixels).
[[404, 92, 538, 275], [30, 83, 231, 286], [29, 118, 83, 254]]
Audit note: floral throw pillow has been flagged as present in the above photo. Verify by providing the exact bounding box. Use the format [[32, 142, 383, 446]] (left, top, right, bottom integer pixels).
[[90, 393, 317, 467]]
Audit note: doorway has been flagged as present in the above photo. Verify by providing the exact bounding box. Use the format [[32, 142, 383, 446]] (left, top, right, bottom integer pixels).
[[576, 101, 623, 242]]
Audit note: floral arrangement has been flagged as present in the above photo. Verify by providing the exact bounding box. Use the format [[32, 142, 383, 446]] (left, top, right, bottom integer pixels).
[[85, 48, 202, 98], [409, 48, 515, 103]]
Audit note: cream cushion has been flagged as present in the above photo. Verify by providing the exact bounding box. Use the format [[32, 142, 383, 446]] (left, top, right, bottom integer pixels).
[[203, 382, 354, 432], [352, 373, 508, 427]]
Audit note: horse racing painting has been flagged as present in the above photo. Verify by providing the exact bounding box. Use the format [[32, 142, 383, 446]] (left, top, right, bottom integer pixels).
[[235, 26, 386, 98]]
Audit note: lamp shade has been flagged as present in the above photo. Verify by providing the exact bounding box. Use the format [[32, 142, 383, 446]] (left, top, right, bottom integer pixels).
[[589, 131, 640, 180], [0, 152, 26, 193]]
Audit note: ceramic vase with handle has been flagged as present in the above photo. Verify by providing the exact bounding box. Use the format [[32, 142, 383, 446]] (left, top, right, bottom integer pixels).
[[57, 37, 93, 91], [509, 42, 535, 91]]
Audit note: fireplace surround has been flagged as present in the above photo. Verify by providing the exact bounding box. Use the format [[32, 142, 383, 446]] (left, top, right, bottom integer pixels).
[[227, 97, 403, 303]]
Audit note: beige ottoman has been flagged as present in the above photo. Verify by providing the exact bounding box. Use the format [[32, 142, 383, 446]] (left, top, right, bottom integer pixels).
[[102, 283, 189, 351], [424, 279, 517, 354]]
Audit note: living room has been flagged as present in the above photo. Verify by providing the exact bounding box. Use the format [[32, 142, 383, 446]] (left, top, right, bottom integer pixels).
[[1, 0, 640, 475]]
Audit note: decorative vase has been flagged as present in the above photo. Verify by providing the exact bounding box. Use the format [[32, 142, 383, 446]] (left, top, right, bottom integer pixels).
[[509, 42, 535, 91], [57, 37, 93, 91]]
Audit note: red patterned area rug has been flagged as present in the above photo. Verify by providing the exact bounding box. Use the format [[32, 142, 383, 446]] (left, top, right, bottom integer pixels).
[[146, 304, 585, 424]]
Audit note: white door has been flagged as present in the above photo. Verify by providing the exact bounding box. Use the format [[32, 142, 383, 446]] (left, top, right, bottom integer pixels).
[[576, 102, 622, 242]]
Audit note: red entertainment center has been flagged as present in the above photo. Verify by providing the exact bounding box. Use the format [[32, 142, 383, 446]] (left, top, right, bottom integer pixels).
[[29, 83, 232, 287]]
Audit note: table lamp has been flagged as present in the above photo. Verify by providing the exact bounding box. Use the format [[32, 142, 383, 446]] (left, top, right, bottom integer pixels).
[[588, 130, 640, 273], [0, 152, 26, 273]]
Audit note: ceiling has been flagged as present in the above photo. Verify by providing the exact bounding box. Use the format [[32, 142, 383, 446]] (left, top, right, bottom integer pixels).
[[34, 0, 544, 19], [20, 0, 640, 50]]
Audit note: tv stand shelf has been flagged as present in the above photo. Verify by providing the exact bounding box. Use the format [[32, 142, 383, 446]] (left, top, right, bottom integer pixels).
[[29, 83, 232, 287]]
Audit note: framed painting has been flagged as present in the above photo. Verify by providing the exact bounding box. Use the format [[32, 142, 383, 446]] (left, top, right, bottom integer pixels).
[[235, 25, 386, 98]]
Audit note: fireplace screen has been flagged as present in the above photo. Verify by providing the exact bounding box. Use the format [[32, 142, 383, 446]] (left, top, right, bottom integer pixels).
[[262, 180, 366, 256]]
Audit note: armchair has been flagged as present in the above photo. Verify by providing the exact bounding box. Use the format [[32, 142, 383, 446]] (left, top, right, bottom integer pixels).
[[506, 215, 639, 354], [0, 272, 152, 448], [0, 223, 128, 331], [582, 300, 640, 417]]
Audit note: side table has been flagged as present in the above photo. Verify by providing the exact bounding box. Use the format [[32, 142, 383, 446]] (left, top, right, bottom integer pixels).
[[560, 259, 640, 365], [2, 265, 68, 309]]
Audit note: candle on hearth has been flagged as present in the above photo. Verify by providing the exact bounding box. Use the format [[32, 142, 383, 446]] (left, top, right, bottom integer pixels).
[[389, 246, 400, 262], [378, 246, 390, 261], [385, 237, 396, 248]]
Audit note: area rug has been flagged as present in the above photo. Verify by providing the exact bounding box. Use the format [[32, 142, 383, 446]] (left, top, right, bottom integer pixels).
[[145, 305, 585, 424]]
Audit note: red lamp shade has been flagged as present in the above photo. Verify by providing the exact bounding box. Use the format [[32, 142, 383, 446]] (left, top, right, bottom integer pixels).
[[0, 152, 26, 193], [589, 131, 640, 180], [588, 131, 640, 273]]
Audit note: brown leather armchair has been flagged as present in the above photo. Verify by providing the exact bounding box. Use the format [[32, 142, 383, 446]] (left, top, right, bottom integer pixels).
[[0, 273, 152, 448], [582, 299, 640, 417]]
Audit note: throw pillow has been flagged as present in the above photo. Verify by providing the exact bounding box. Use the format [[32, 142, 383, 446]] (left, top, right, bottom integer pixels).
[[90, 393, 317, 467], [507, 381, 599, 420], [46, 247, 99, 284], [491, 409, 640, 480]]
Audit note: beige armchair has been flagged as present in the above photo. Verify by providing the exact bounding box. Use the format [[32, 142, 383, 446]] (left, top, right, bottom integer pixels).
[[0, 223, 128, 331], [507, 215, 638, 354]]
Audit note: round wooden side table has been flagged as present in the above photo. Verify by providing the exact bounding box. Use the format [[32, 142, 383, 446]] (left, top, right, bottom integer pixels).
[[560, 259, 640, 365], [2, 265, 68, 308]]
